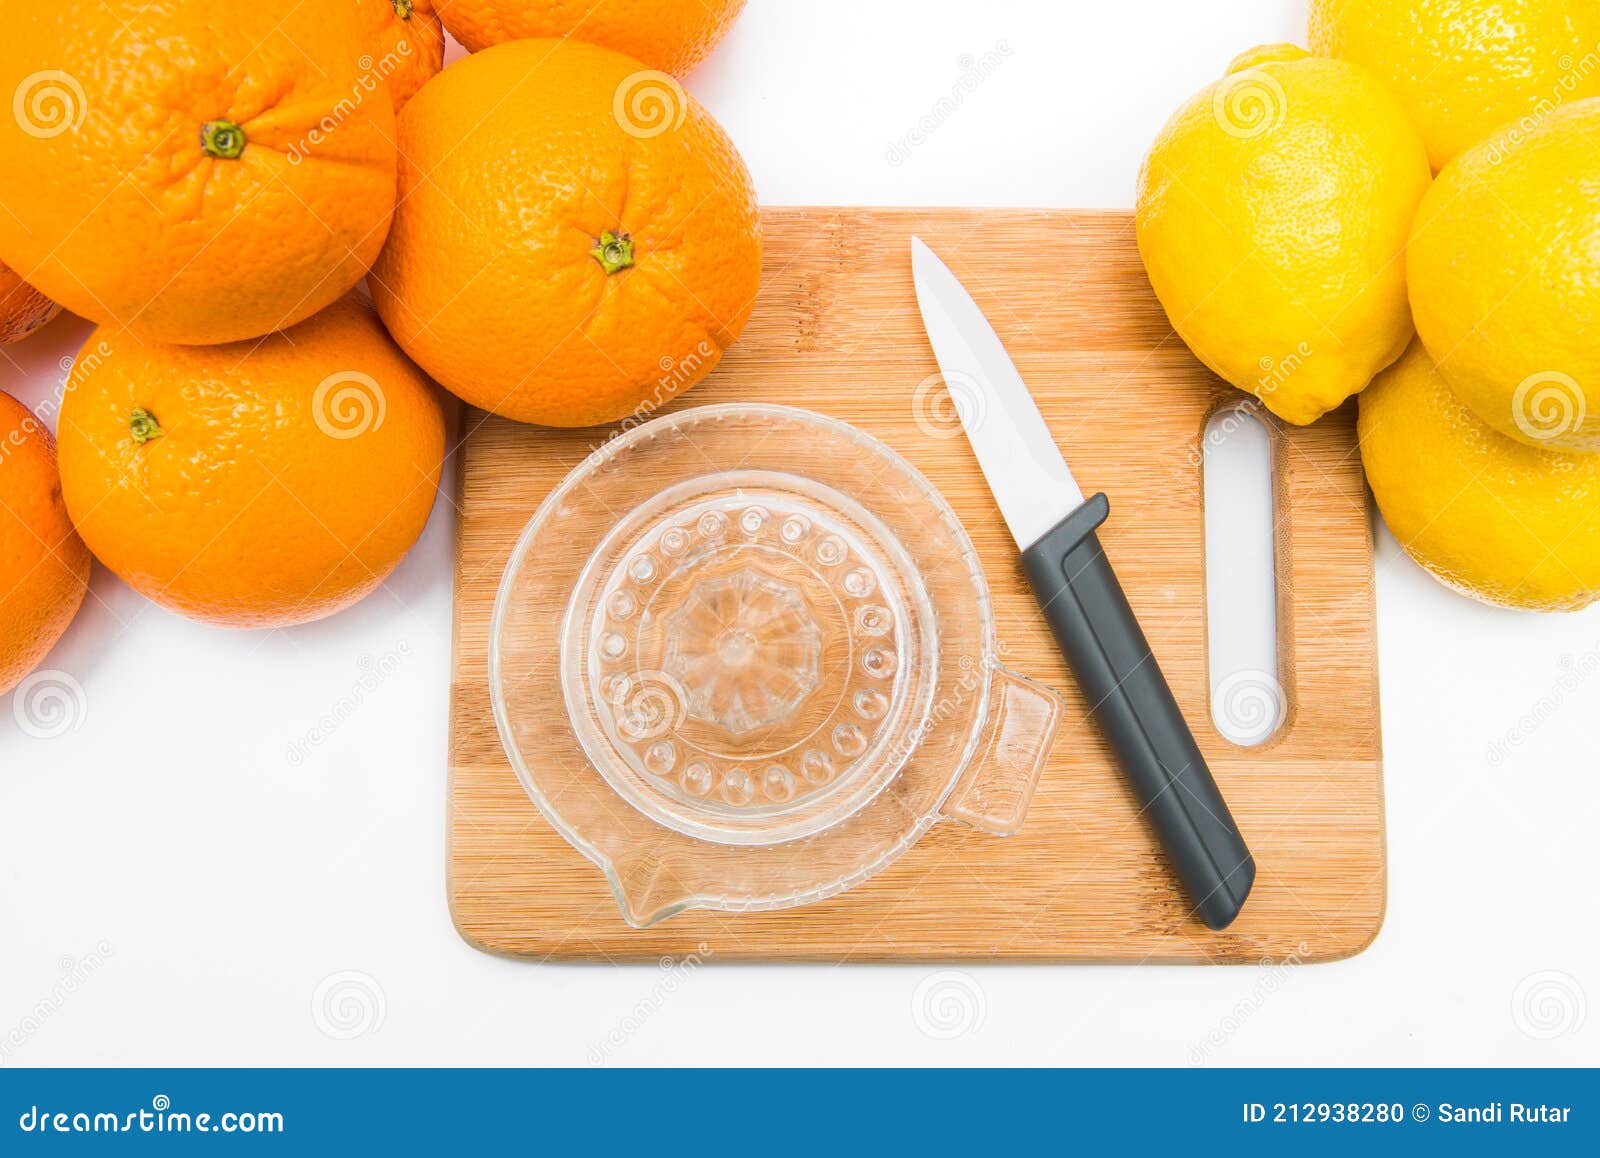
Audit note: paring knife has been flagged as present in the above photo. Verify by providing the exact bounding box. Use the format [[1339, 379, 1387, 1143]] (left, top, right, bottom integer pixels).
[[910, 236, 1255, 931]]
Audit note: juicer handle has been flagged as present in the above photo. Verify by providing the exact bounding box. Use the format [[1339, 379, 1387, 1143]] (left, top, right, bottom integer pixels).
[[942, 664, 1063, 836], [1020, 493, 1255, 931]]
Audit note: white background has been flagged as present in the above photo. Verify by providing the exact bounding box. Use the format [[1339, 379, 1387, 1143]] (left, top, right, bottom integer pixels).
[[3, 0, 1597, 1066]]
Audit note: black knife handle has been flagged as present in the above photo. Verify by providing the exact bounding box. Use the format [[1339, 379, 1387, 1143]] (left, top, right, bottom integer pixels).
[[1021, 493, 1255, 930]]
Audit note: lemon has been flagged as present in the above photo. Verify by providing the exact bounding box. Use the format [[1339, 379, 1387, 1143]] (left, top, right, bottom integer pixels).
[[1135, 45, 1431, 426], [1408, 97, 1600, 453], [1360, 341, 1600, 611], [1309, 0, 1600, 172]]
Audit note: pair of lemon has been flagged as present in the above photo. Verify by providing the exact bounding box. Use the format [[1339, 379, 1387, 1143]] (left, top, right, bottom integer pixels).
[[1136, 1, 1600, 611]]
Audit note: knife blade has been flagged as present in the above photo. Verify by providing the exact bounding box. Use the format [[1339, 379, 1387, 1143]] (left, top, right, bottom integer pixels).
[[910, 236, 1256, 931], [910, 238, 1083, 548]]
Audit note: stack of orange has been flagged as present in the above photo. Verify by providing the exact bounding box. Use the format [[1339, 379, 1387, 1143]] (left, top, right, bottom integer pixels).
[[0, 0, 757, 692]]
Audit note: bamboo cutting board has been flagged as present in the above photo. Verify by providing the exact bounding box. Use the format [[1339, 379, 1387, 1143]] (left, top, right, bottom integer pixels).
[[448, 208, 1384, 963]]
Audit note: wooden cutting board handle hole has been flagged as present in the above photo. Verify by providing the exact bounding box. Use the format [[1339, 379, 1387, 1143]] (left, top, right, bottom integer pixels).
[[1201, 404, 1291, 748]]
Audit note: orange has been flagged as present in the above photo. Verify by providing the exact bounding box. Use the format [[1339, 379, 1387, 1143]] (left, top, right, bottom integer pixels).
[[57, 295, 447, 628], [0, 391, 90, 695], [370, 39, 761, 428], [0, 261, 59, 346], [357, 0, 447, 110], [436, 0, 747, 75], [0, 0, 397, 346]]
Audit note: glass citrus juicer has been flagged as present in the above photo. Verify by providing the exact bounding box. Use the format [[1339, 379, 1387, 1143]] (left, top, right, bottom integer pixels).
[[490, 404, 1064, 927]]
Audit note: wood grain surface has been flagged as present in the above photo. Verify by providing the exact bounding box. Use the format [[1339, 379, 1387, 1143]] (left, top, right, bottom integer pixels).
[[447, 208, 1385, 963]]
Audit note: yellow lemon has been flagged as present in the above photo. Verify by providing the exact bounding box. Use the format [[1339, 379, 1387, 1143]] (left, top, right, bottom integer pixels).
[[1136, 45, 1431, 426], [1359, 341, 1600, 611], [1309, 0, 1600, 172], [1407, 97, 1600, 453]]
